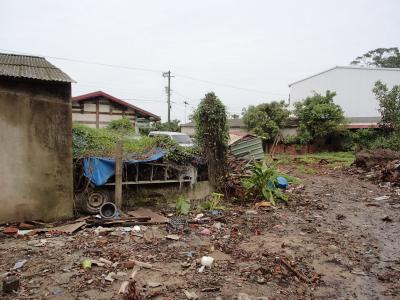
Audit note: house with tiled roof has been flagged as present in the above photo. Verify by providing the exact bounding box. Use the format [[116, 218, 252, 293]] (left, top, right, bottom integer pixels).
[[72, 91, 161, 129]]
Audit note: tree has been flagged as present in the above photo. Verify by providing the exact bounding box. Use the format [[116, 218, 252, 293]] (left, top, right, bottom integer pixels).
[[230, 113, 240, 119], [193, 92, 228, 188], [351, 47, 400, 68], [373, 81, 400, 131], [153, 119, 181, 132], [242, 101, 289, 142], [294, 91, 345, 143]]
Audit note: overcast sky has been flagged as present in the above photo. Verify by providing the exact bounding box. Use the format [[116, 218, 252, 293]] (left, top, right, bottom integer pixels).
[[1, 0, 399, 122]]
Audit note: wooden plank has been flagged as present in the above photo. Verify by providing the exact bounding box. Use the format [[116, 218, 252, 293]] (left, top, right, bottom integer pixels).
[[115, 140, 123, 209], [50, 221, 86, 234]]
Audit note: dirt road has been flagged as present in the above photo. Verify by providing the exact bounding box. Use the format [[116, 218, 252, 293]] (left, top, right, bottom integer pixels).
[[1, 165, 399, 299]]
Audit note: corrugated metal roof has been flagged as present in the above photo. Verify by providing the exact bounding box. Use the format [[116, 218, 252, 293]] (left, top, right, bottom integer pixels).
[[230, 137, 265, 160], [0, 52, 74, 83]]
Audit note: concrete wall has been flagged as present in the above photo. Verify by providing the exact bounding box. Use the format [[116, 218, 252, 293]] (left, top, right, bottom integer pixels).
[[124, 181, 214, 207], [0, 77, 73, 222], [289, 66, 400, 117]]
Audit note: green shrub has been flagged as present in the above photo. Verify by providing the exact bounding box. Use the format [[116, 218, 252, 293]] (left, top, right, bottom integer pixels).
[[72, 123, 200, 163], [242, 163, 290, 205], [107, 117, 135, 134]]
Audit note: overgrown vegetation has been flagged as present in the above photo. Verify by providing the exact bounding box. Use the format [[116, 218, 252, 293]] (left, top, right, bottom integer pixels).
[[193, 92, 228, 188], [72, 122, 199, 164], [243, 163, 294, 205], [352, 81, 400, 151], [199, 193, 225, 211], [293, 91, 346, 144], [242, 101, 289, 142], [176, 196, 191, 215]]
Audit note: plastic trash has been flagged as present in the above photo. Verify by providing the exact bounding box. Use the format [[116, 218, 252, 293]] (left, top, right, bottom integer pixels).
[[276, 176, 288, 189], [200, 256, 214, 268], [12, 259, 27, 270], [82, 259, 92, 269]]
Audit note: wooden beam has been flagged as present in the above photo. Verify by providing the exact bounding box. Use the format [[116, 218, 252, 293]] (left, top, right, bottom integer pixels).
[[95, 98, 100, 128], [114, 140, 123, 209]]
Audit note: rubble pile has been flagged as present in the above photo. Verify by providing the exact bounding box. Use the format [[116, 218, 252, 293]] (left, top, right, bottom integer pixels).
[[354, 149, 400, 185], [222, 155, 251, 199]]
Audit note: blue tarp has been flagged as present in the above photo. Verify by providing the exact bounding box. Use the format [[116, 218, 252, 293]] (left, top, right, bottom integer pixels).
[[83, 150, 165, 186]]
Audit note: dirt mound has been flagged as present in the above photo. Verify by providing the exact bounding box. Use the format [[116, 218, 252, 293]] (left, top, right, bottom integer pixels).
[[354, 149, 400, 169], [355, 149, 400, 185]]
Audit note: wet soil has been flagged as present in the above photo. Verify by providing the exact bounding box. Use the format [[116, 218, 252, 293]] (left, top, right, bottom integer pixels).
[[1, 165, 399, 299]]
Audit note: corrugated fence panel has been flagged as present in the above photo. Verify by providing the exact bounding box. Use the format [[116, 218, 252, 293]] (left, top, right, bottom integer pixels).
[[230, 137, 264, 160]]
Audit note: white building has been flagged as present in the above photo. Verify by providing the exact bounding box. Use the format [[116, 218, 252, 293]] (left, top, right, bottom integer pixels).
[[289, 66, 400, 117]]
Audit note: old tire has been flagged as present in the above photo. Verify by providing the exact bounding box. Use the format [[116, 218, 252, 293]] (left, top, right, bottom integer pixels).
[[80, 189, 112, 214]]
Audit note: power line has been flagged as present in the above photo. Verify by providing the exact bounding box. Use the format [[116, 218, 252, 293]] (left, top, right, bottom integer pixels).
[[0, 48, 162, 74], [0, 48, 287, 97], [174, 73, 287, 96]]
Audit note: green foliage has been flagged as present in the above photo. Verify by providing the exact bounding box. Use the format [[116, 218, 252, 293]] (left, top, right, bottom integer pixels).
[[153, 119, 181, 132], [193, 92, 228, 188], [106, 117, 135, 134], [242, 163, 289, 205], [242, 101, 289, 142], [294, 91, 346, 143], [369, 132, 400, 151], [72, 123, 199, 163], [351, 47, 400, 68], [199, 193, 225, 211], [373, 81, 400, 131], [176, 196, 191, 215]]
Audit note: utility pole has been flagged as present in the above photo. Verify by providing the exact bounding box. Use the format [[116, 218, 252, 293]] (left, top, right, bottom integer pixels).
[[183, 100, 189, 123], [162, 71, 173, 123]]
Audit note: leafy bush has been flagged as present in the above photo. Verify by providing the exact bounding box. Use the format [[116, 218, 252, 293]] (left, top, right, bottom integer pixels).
[[370, 132, 400, 151], [294, 91, 346, 144], [243, 163, 289, 205], [106, 117, 135, 134], [72, 123, 200, 164], [176, 196, 191, 215], [242, 101, 289, 142]]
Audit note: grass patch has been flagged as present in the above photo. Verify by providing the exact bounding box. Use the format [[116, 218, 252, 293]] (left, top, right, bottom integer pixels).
[[298, 152, 355, 167], [275, 152, 355, 168], [297, 165, 317, 175]]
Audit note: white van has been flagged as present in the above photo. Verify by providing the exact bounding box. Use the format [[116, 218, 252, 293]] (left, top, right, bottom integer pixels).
[[148, 131, 194, 147]]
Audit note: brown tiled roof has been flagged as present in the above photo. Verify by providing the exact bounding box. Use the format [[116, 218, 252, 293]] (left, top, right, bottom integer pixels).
[[0, 52, 74, 83], [72, 91, 161, 121]]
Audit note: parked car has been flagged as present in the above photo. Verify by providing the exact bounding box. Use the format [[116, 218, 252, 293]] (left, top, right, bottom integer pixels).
[[148, 131, 194, 147]]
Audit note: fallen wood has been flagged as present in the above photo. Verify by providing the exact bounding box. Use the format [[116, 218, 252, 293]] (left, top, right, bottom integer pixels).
[[278, 257, 312, 284], [50, 221, 86, 234]]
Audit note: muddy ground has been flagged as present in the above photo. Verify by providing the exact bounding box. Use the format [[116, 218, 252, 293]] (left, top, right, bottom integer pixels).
[[1, 162, 400, 299]]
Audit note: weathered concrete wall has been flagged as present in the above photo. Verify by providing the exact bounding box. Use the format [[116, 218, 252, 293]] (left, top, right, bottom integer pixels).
[[0, 77, 73, 222], [124, 181, 214, 207]]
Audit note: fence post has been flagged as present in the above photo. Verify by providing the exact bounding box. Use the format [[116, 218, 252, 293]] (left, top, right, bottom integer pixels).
[[115, 140, 123, 209]]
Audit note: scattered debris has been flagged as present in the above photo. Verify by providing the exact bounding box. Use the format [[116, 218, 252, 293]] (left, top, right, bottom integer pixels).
[[200, 256, 214, 268], [119, 281, 130, 294], [183, 289, 198, 299], [382, 215, 393, 222], [82, 259, 92, 269], [12, 259, 27, 270], [2, 276, 20, 293], [165, 234, 180, 241]]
